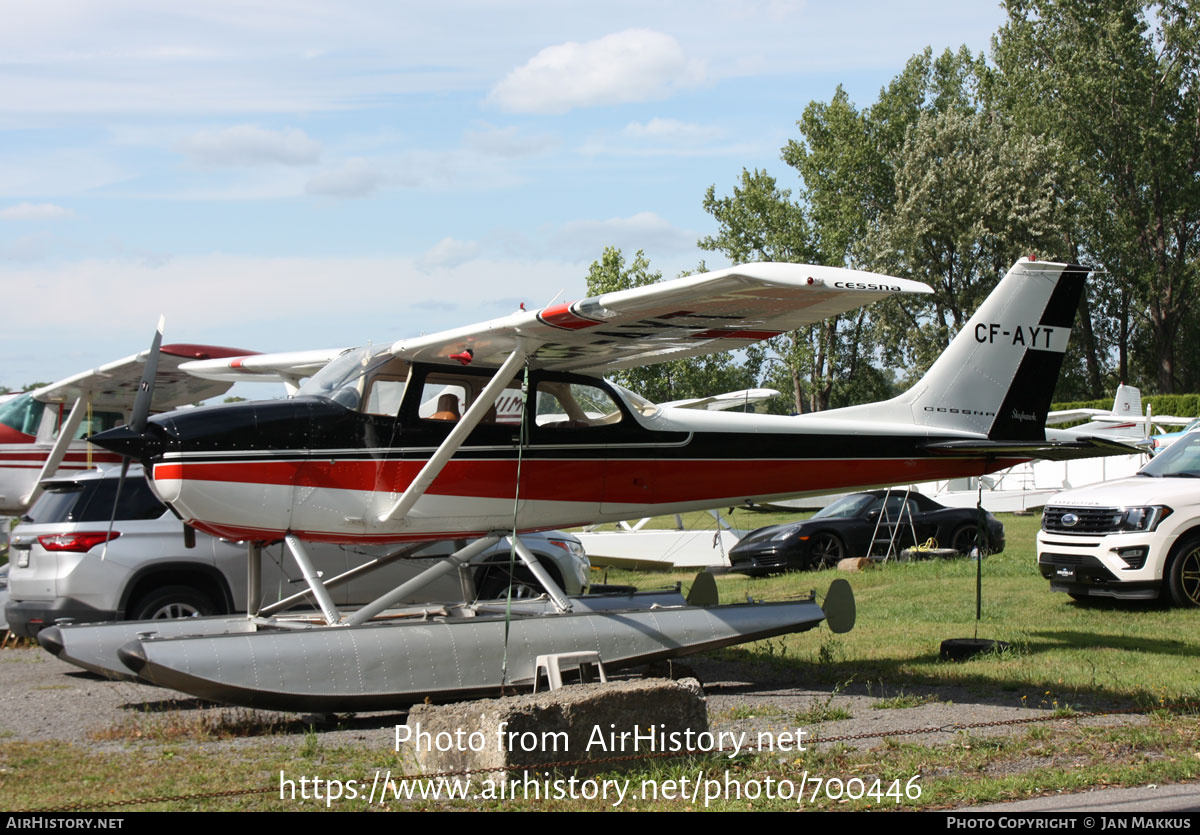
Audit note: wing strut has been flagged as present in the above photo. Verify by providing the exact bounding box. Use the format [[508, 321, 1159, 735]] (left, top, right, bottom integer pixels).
[[285, 534, 343, 625], [345, 535, 503, 626], [20, 396, 86, 508], [375, 346, 529, 524]]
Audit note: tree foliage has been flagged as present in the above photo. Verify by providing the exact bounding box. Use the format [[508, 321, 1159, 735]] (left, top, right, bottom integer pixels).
[[590, 1, 1198, 407], [994, 0, 1200, 392]]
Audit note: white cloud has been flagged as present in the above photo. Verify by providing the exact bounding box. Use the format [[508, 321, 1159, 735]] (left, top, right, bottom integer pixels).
[[0, 202, 74, 221], [0, 149, 128, 198], [0, 253, 586, 373], [463, 124, 556, 158], [549, 212, 696, 260], [304, 158, 385, 198], [178, 125, 321, 166], [419, 237, 481, 270], [488, 29, 705, 114], [622, 118, 722, 143]]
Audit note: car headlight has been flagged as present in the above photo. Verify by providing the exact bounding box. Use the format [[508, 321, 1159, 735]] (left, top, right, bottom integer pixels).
[[770, 528, 801, 541], [549, 539, 587, 560], [1114, 506, 1172, 533]]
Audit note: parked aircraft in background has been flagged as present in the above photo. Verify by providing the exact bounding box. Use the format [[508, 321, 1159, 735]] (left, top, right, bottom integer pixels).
[[0, 342, 257, 516]]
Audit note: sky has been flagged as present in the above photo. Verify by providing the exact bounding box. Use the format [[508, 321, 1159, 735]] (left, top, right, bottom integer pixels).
[[0, 0, 1009, 393]]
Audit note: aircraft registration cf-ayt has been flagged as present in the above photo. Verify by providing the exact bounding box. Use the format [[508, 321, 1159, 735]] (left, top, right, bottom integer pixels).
[[92, 258, 1126, 547]]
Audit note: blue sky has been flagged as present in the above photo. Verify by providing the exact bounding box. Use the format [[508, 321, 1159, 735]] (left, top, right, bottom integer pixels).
[[0, 1, 1007, 392]]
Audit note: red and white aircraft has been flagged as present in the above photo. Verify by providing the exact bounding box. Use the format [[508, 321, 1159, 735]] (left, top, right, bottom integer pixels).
[[92, 258, 1129, 548], [0, 341, 256, 515]]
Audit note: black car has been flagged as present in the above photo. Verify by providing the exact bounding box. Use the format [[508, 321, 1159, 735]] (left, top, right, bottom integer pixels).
[[728, 490, 1006, 575]]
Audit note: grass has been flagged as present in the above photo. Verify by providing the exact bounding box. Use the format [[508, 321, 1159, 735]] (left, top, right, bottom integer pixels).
[[86, 703, 313, 744], [3, 714, 1199, 811], [602, 512, 1200, 709], [872, 690, 942, 710]]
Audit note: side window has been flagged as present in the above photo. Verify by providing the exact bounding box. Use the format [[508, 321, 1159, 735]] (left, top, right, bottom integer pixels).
[[419, 383, 468, 421], [69, 410, 123, 440], [535, 382, 622, 429], [491, 386, 526, 426], [364, 379, 407, 417]]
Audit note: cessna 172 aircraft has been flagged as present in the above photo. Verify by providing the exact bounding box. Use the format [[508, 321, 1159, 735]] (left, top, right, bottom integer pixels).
[[94, 257, 1121, 545], [74, 257, 1130, 710], [0, 342, 255, 516]]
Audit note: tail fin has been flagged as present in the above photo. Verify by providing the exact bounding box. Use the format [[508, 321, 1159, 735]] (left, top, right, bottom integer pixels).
[[1111, 383, 1141, 418], [863, 258, 1087, 439]]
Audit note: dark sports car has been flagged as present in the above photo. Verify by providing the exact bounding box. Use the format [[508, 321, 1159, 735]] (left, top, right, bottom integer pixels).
[[728, 490, 1005, 575]]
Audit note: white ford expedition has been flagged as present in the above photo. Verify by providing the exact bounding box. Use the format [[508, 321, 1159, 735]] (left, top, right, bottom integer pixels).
[[1037, 431, 1200, 606]]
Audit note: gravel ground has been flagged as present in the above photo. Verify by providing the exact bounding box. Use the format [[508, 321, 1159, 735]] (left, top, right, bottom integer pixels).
[[0, 644, 1150, 753]]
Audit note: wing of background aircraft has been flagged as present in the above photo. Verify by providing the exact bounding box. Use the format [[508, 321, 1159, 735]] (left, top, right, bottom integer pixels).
[[30, 344, 258, 410], [2, 342, 258, 513], [390, 263, 933, 373], [179, 347, 350, 394], [1045, 408, 1111, 424], [661, 388, 781, 411]]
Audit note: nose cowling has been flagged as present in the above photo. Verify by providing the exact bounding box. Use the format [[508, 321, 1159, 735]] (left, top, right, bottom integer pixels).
[[91, 397, 347, 465], [88, 422, 169, 463]]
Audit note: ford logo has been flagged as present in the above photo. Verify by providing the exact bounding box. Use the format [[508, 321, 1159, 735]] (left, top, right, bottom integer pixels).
[[1061, 513, 1079, 527]]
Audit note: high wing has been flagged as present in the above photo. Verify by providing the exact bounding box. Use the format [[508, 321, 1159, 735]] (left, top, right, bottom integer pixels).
[[390, 263, 933, 373], [30, 344, 259, 411], [180, 347, 351, 391]]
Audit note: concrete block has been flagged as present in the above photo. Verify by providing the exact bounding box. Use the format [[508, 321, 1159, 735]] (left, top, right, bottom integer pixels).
[[836, 557, 874, 572], [400, 677, 706, 779]]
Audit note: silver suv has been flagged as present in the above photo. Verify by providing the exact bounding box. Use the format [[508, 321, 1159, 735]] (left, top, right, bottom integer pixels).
[[6, 465, 590, 637]]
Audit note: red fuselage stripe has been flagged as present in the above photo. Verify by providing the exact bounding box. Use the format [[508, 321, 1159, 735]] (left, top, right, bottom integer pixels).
[[154, 457, 1026, 506]]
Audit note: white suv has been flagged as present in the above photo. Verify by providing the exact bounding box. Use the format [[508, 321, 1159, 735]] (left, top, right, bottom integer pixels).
[[6, 465, 590, 637], [1037, 431, 1200, 606]]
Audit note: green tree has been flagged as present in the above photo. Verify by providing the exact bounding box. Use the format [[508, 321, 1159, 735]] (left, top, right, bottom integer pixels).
[[864, 107, 1068, 379], [994, 0, 1200, 392]]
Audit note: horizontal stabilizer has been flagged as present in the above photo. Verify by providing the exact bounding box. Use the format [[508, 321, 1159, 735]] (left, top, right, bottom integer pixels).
[[924, 436, 1143, 461]]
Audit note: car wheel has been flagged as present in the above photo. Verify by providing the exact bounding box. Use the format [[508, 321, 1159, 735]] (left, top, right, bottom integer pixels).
[[951, 524, 987, 557], [1167, 537, 1200, 607], [807, 533, 844, 569], [129, 586, 217, 620], [475, 562, 557, 600]]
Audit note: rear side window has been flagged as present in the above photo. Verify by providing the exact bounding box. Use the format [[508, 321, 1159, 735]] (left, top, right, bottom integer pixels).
[[25, 478, 167, 524]]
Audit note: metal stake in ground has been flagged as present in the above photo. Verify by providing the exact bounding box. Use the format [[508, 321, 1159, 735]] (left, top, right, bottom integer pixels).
[[940, 477, 1011, 661]]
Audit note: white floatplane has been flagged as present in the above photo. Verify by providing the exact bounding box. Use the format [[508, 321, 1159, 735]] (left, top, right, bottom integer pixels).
[[79, 258, 1133, 710]]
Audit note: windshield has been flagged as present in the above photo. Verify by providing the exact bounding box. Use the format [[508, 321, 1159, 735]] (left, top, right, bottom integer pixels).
[[812, 493, 876, 519], [1140, 432, 1200, 477], [297, 348, 393, 409], [0, 393, 43, 436], [608, 382, 660, 418]]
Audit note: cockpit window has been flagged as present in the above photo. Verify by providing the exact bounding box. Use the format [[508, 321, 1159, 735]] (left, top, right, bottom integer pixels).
[[298, 348, 409, 414], [608, 382, 660, 418], [0, 394, 44, 436], [535, 382, 623, 428]]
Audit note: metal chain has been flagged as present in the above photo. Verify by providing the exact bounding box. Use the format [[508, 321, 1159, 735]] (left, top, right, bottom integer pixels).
[[18, 701, 1194, 812]]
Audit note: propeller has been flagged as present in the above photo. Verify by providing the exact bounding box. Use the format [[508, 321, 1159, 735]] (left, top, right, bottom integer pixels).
[[99, 316, 165, 560], [88, 316, 170, 462]]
